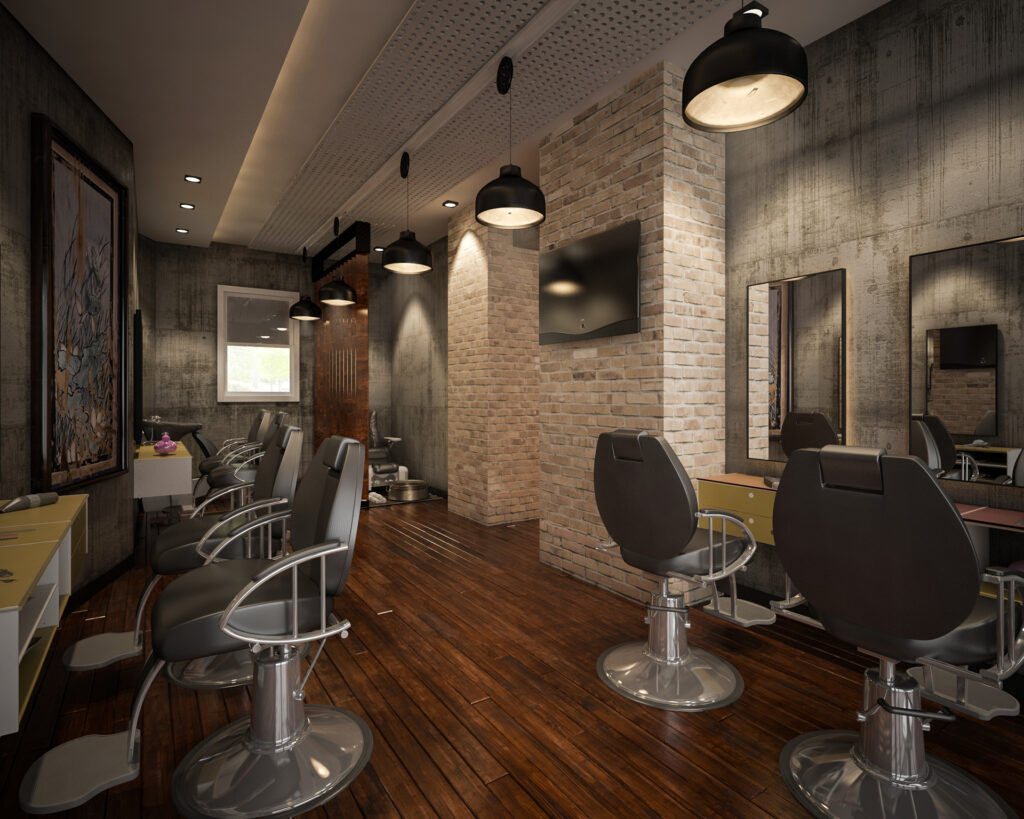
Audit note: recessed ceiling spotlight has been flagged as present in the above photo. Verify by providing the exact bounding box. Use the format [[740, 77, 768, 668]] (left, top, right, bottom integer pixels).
[[179, 202, 195, 210], [175, 228, 189, 234], [442, 200, 458, 208], [276, 326, 288, 331], [373, 246, 385, 252], [259, 335, 271, 339], [184, 174, 201, 183]]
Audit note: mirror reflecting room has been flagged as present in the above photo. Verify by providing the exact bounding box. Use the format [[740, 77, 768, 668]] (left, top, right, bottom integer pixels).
[[910, 237, 1024, 485], [747, 269, 846, 461]]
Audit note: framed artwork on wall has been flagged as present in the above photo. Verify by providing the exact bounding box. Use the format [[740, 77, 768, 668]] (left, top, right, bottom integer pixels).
[[30, 114, 128, 491]]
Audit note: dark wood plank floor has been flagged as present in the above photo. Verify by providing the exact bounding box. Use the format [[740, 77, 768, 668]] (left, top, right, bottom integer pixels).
[[2, 500, 1024, 817]]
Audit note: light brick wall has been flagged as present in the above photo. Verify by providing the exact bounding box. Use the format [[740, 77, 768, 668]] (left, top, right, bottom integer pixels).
[[748, 283, 770, 459], [538, 64, 726, 602], [447, 209, 540, 525]]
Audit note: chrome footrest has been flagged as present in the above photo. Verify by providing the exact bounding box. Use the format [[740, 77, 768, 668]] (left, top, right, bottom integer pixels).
[[20, 731, 139, 814], [704, 597, 776, 627], [63, 631, 142, 671], [165, 647, 255, 690], [908, 665, 1020, 721]]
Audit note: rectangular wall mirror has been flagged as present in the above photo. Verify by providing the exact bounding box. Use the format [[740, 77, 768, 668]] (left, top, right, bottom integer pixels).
[[910, 236, 1023, 486], [747, 269, 846, 462]]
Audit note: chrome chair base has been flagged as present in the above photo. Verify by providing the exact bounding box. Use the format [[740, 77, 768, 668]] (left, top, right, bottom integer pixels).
[[19, 731, 139, 813], [597, 642, 743, 711], [780, 730, 1014, 818], [171, 706, 373, 818]]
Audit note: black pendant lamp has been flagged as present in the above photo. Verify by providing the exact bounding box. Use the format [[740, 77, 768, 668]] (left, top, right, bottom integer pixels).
[[683, 1, 807, 133], [541, 262, 583, 296], [382, 152, 432, 275], [319, 276, 356, 306], [289, 247, 322, 321], [475, 56, 545, 229]]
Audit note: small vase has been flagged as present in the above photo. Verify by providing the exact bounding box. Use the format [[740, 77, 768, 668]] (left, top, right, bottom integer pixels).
[[154, 433, 177, 455]]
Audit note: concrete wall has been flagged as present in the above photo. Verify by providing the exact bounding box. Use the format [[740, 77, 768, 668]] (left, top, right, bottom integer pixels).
[[790, 270, 844, 428], [911, 239, 1024, 443], [0, 5, 138, 587], [137, 237, 315, 466], [726, 0, 1024, 520], [368, 237, 449, 491], [537, 64, 726, 602]]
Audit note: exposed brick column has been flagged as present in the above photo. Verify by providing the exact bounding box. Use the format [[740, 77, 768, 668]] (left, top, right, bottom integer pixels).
[[447, 209, 539, 525], [538, 64, 726, 601]]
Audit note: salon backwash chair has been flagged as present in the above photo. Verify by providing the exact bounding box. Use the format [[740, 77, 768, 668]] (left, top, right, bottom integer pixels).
[[779, 411, 838, 457], [63, 423, 302, 675], [21, 435, 371, 816], [592, 430, 775, 710], [773, 445, 1015, 818]]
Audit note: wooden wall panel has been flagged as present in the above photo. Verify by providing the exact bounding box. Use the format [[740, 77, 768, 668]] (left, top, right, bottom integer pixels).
[[314, 253, 369, 496]]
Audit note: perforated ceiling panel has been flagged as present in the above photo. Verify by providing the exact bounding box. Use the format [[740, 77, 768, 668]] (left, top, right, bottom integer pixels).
[[250, 0, 547, 252], [254, 0, 730, 254]]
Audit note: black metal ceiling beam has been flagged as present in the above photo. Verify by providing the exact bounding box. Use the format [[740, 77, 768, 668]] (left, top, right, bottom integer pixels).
[[310, 220, 371, 281]]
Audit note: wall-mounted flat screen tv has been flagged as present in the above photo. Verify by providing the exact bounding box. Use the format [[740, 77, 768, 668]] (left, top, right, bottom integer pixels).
[[539, 220, 640, 345], [939, 323, 997, 368]]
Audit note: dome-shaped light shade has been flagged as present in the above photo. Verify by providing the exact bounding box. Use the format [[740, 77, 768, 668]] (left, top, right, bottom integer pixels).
[[289, 296, 322, 321], [475, 164, 545, 229], [320, 277, 356, 306], [382, 230, 431, 274], [683, 16, 807, 133]]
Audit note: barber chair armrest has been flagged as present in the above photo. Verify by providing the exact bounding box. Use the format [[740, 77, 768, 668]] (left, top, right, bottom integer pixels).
[[588, 539, 620, 553], [977, 566, 1024, 682], [984, 566, 1024, 581], [219, 540, 352, 646], [693, 509, 757, 581], [198, 508, 291, 563], [190, 481, 255, 518], [223, 442, 263, 464], [194, 497, 290, 556], [232, 450, 264, 471], [383, 436, 401, 444], [215, 437, 247, 455]]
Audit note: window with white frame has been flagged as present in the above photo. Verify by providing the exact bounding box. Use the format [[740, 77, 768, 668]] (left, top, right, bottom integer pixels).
[[217, 284, 300, 402]]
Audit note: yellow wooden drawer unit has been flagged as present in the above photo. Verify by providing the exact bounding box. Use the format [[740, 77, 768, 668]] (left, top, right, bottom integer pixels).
[[696, 475, 777, 546]]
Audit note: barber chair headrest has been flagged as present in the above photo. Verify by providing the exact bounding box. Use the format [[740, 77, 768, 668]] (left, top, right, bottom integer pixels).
[[780, 412, 839, 457], [593, 430, 699, 564], [774, 448, 981, 646], [819, 445, 884, 492]]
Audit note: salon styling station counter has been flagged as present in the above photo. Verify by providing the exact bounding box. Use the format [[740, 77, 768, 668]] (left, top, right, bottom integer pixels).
[[0, 494, 87, 736]]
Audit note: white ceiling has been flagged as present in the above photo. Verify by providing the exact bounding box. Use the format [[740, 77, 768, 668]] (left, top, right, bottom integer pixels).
[[6, 0, 891, 257]]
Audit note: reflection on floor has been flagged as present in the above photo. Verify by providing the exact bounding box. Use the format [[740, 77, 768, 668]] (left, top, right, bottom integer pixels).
[[2, 501, 1024, 817]]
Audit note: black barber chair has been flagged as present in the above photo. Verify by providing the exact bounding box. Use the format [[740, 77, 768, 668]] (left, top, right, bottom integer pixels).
[[911, 413, 979, 480], [21, 435, 371, 816], [592, 430, 775, 710], [63, 424, 302, 676], [367, 409, 407, 491], [204, 410, 289, 494], [780, 411, 838, 457], [196, 409, 272, 476], [773, 445, 1014, 818]]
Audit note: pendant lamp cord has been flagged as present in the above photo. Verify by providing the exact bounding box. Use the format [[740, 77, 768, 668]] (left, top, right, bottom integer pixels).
[[508, 84, 513, 166], [406, 173, 410, 231]]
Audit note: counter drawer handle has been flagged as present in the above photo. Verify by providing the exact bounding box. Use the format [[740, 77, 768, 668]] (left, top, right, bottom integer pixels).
[[748, 518, 754, 524], [748, 492, 754, 499]]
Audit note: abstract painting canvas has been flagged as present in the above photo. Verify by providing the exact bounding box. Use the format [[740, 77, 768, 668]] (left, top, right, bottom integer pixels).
[[32, 115, 126, 491]]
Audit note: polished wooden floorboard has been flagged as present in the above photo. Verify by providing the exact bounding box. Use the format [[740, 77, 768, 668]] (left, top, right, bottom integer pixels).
[[2, 500, 1023, 817]]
